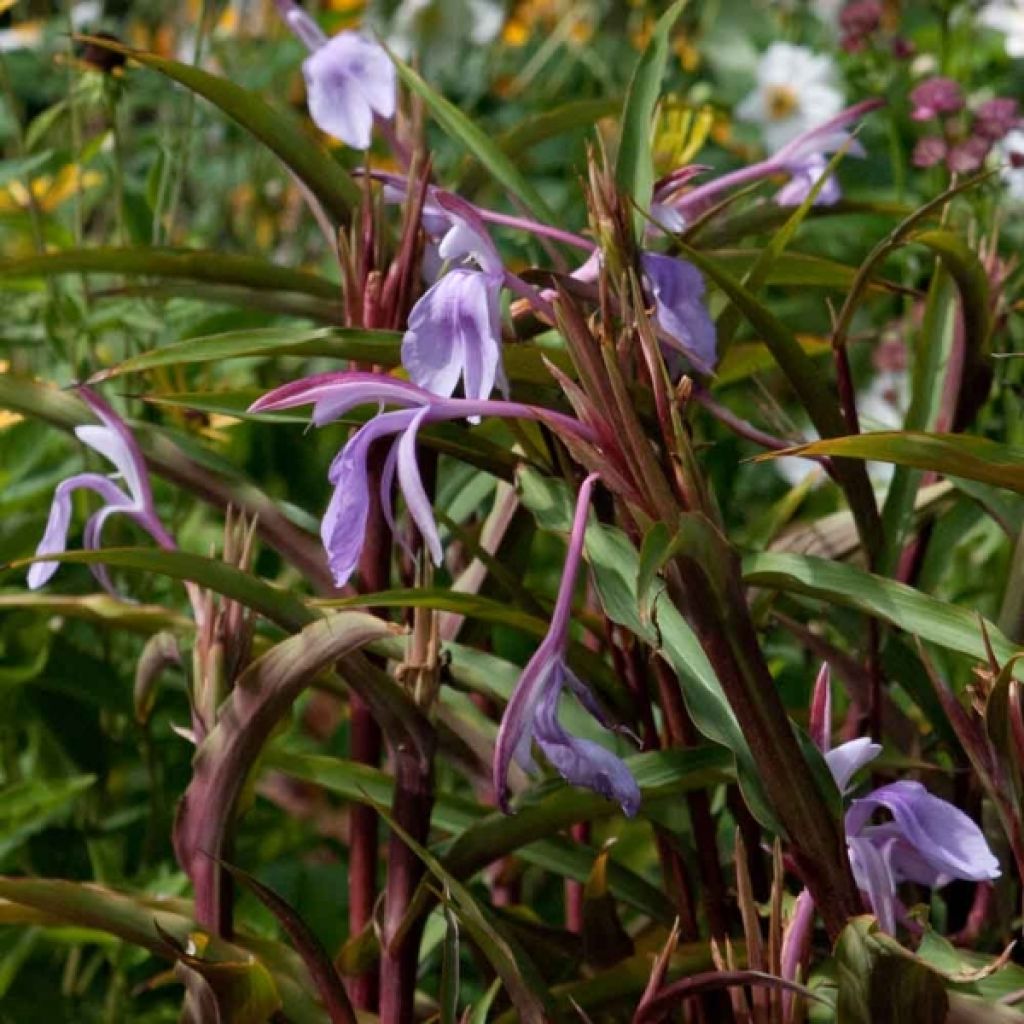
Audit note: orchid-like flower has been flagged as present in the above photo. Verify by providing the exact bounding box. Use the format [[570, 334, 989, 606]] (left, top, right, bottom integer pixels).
[[29, 388, 175, 595], [640, 252, 718, 373], [249, 372, 594, 588], [653, 99, 883, 227], [493, 474, 641, 817], [809, 666, 1001, 934], [274, 0, 395, 150], [568, 248, 718, 374], [401, 192, 508, 403]]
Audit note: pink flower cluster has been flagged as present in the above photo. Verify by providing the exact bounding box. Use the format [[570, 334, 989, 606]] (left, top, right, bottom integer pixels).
[[839, 1, 914, 59], [911, 77, 1020, 173]]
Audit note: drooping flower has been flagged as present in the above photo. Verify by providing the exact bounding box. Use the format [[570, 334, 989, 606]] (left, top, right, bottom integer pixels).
[[654, 100, 882, 227], [249, 373, 595, 588], [274, 0, 396, 150], [845, 780, 1002, 934], [909, 77, 964, 121], [493, 473, 641, 816], [736, 43, 845, 154], [980, 0, 1024, 59], [400, 192, 508, 403], [809, 665, 1000, 935], [28, 388, 175, 594]]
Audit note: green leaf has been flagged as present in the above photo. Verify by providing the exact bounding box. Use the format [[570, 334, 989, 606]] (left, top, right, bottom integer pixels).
[[0, 776, 95, 864], [0, 248, 341, 302], [175, 613, 395, 917], [742, 551, 1021, 672], [267, 745, 704, 923], [370, 801, 556, 1024], [616, 0, 688, 237], [766, 432, 1024, 495], [78, 36, 359, 222], [457, 98, 620, 194], [0, 878, 329, 1024], [93, 327, 400, 380], [390, 54, 556, 224], [834, 917, 948, 1024], [0, 593, 191, 635], [674, 240, 883, 561]]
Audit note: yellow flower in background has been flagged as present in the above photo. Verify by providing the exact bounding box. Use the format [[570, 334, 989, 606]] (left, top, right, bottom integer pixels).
[[653, 102, 715, 177], [0, 165, 104, 214]]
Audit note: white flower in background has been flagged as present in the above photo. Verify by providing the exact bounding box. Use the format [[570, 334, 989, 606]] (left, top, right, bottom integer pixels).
[[737, 42, 845, 153], [980, 1, 1024, 58], [382, 0, 506, 77], [774, 368, 909, 491], [998, 129, 1024, 199], [0, 1, 101, 52]]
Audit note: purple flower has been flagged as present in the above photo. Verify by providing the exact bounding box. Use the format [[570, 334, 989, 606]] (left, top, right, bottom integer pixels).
[[846, 782, 1001, 934], [493, 474, 640, 816], [913, 136, 947, 168], [401, 193, 507, 404], [28, 388, 174, 595], [909, 77, 964, 121], [653, 100, 882, 227], [639, 252, 718, 373], [249, 373, 594, 588], [809, 665, 1000, 934], [946, 135, 990, 174], [975, 97, 1020, 141], [774, 153, 842, 207], [275, 0, 395, 150]]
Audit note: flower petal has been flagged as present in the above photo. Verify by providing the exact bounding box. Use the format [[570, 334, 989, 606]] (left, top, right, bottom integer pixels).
[[249, 371, 429, 421], [28, 474, 132, 590], [825, 737, 882, 793], [76, 388, 153, 510], [322, 410, 415, 587], [641, 252, 718, 372], [846, 780, 1001, 882], [493, 644, 561, 810], [401, 268, 504, 403], [303, 32, 395, 148], [847, 834, 898, 934], [532, 673, 641, 817], [396, 407, 443, 566]]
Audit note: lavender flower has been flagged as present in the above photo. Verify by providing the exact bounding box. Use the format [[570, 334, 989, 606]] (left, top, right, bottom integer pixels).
[[401, 193, 507, 403], [653, 100, 882, 226], [845, 780, 1001, 934], [28, 388, 174, 595], [639, 252, 718, 373], [249, 373, 594, 588], [493, 473, 640, 816], [810, 665, 1000, 934], [275, 0, 395, 150]]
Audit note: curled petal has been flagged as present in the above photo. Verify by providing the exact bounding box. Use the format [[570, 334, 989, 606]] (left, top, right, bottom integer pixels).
[[396, 407, 443, 566], [846, 780, 1001, 882], [401, 268, 504, 403], [641, 252, 717, 373], [825, 736, 882, 793], [248, 371, 429, 421], [533, 675, 641, 817], [434, 191, 503, 277], [848, 834, 898, 934], [28, 474, 132, 590], [274, 0, 328, 50], [493, 643, 562, 809], [76, 388, 154, 510], [322, 410, 416, 587]]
